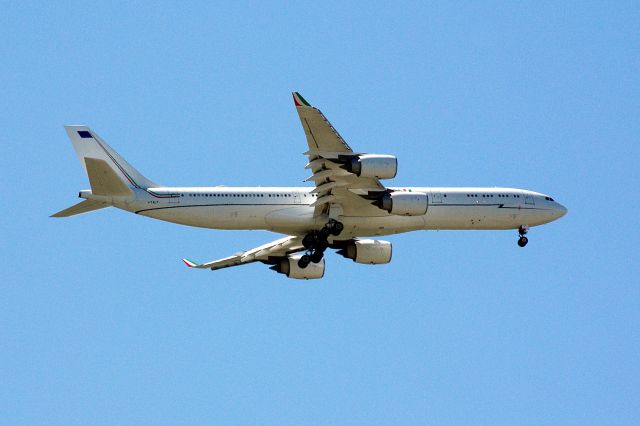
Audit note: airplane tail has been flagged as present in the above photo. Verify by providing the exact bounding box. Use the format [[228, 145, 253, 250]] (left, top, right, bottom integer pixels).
[[64, 125, 158, 189], [51, 126, 158, 218]]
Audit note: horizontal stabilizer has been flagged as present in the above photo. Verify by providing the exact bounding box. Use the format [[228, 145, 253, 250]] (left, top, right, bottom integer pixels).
[[51, 199, 108, 218]]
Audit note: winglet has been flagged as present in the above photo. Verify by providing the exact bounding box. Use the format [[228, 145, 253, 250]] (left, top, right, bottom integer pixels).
[[182, 258, 199, 268], [292, 92, 311, 107]]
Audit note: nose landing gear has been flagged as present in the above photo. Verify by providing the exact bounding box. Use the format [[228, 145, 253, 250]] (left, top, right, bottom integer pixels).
[[298, 219, 344, 268], [517, 225, 529, 247]]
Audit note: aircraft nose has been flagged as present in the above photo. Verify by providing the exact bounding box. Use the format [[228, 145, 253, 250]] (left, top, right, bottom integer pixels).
[[556, 203, 568, 218]]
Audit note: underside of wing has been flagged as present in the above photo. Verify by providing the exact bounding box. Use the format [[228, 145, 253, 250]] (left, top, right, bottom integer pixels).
[[183, 235, 395, 280], [305, 157, 388, 216], [293, 92, 391, 217], [293, 92, 352, 154], [183, 235, 327, 279], [183, 236, 304, 270]]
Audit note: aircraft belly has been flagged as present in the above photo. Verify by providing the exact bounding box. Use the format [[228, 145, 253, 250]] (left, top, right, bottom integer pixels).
[[211, 205, 272, 229], [339, 215, 426, 237], [140, 205, 269, 230], [424, 205, 521, 230], [265, 206, 317, 234]]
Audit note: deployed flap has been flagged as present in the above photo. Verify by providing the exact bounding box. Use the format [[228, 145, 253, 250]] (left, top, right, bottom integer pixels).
[[51, 199, 108, 218], [183, 236, 304, 271], [85, 158, 134, 196]]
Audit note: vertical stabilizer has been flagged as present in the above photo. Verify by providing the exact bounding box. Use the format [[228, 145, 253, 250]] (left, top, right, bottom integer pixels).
[[64, 125, 158, 189]]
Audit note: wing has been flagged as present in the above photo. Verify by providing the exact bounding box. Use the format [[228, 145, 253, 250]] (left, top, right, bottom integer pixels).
[[182, 235, 304, 270], [293, 91, 353, 154], [293, 92, 388, 217]]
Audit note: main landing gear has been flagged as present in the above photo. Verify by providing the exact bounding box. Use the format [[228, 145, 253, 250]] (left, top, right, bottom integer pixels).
[[517, 225, 529, 248], [298, 219, 344, 268]]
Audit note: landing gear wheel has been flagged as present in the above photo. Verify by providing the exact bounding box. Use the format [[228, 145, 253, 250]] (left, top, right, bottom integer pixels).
[[302, 233, 319, 249], [298, 254, 311, 268], [315, 240, 328, 252], [310, 250, 324, 263], [331, 221, 344, 236], [319, 227, 331, 239], [517, 236, 528, 247], [324, 219, 344, 236]]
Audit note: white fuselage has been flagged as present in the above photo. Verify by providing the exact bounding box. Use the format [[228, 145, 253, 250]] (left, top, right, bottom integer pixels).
[[94, 186, 567, 238]]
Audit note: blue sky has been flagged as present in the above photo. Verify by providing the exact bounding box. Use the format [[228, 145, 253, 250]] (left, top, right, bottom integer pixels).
[[1, 1, 638, 424]]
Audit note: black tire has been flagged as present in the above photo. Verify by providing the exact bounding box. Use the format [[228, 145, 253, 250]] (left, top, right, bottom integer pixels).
[[331, 221, 344, 236], [319, 227, 331, 239], [517, 236, 528, 247], [302, 232, 319, 249], [310, 251, 324, 263], [298, 254, 311, 268]]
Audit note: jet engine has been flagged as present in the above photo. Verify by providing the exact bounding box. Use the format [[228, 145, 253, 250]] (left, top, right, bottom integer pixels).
[[269, 254, 325, 279], [337, 239, 392, 264], [373, 191, 428, 216], [345, 154, 397, 179]]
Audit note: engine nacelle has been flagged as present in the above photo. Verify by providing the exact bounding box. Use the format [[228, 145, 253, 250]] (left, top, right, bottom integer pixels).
[[348, 154, 397, 179], [337, 239, 392, 264], [271, 254, 325, 279], [374, 191, 428, 216]]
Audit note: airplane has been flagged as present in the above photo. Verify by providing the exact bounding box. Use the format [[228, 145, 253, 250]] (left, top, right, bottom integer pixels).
[[53, 92, 567, 279]]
